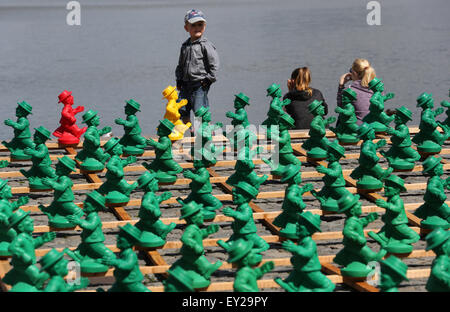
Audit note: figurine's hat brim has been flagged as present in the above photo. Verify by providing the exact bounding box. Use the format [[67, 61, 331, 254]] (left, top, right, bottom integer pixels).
[[118, 223, 142, 242], [58, 90, 72, 103], [384, 174, 406, 192], [103, 137, 121, 152], [86, 190, 106, 208], [425, 227, 450, 251], [39, 248, 65, 271], [299, 211, 322, 232], [34, 126, 52, 140], [179, 201, 203, 220], [307, 100, 323, 113], [279, 113, 295, 128], [422, 156, 442, 174], [227, 239, 254, 263], [342, 88, 357, 101], [158, 119, 175, 132], [8, 209, 30, 228], [162, 86, 177, 99], [266, 83, 281, 96], [234, 93, 250, 106], [327, 141, 346, 158], [125, 99, 141, 112], [82, 109, 98, 124], [17, 101, 33, 114], [395, 106, 412, 121], [338, 194, 360, 213], [167, 266, 195, 291], [194, 106, 209, 118], [234, 181, 258, 199], [280, 163, 302, 183], [357, 122, 373, 138], [58, 155, 76, 172], [368, 77, 382, 90], [137, 171, 157, 189], [416, 92, 433, 107], [379, 255, 409, 281]]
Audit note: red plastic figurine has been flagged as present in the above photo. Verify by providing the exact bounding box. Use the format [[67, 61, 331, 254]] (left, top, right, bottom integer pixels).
[[53, 90, 87, 145]]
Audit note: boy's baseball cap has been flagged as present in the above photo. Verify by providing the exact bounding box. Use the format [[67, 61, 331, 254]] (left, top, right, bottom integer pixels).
[[184, 9, 206, 24]]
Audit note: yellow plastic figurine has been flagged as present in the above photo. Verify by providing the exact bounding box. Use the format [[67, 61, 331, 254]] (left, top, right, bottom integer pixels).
[[162, 85, 192, 141]]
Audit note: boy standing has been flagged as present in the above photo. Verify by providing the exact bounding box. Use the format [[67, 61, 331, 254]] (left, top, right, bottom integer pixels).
[[175, 9, 219, 126]]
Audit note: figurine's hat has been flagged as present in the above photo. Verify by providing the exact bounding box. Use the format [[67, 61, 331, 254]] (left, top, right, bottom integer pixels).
[[125, 99, 141, 112], [279, 113, 295, 128], [179, 201, 203, 220], [307, 100, 323, 114], [421, 216, 449, 230], [441, 100, 450, 108], [266, 83, 281, 97], [342, 88, 357, 101], [234, 92, 250, 106], [379, 255, 409, 281], [299, 211, 322, 232], [327, 140, 346, 158], [103, 137, 121, 152], [422, 156, 442, 174], [58, 90, 72, 103], [82, 109, 98, 124], [17, 101, 33, 114], [118, 223, 142, 243], [425, 227, 449, 251], [8, 209, 30, 228], [0, 179, 8, 191], [384, 174, 406, 192], [395, 106, 412, 121], [234, 181, 258, 199], [368, 77, 382, 90], [158, 119, 175, 132], [357, 122, 373, 138], [194, 106, 209, 118], [167, 266, 195, 291], [338, 194, 360, 213], [58, 155, 76, 172], [137, 171, 157, 189], [34, 126, 52, 140], [227, 239, 254, 263], [162, 85, 177, 99], [39, 248, 65, 272], [280, 163, 302, 183], [416, 92, 433, 108], [86, 190, 106, 208]]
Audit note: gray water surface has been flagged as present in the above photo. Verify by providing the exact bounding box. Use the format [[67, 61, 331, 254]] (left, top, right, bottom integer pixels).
[[0, 0, 449, 139]]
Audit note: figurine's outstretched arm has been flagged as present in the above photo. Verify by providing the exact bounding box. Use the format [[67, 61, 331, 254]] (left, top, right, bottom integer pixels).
[[431, 258, 450, 288], [10, 118, 28, 130], [176, 99, 188, 108], [61, 106, 76, 122], [78, 213, 101, 231], [114, 251, 136, 271], [122, 115, 138, 128], [33, 145, 49, 159], [361, 212, 378, 227], [47, 176, 71, 192], [9, 237, 31, 264], [230, 205, 252, 222], [343, 222, 366, 245]]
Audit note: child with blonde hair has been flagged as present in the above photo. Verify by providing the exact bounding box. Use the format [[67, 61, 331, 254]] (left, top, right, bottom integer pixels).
[[337, 58, 376, 124]]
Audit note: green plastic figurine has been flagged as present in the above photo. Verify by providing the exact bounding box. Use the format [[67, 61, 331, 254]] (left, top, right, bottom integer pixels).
[[311, 140, 353, 213], [362, 77, 395, 133], [64, 190, 115, 273], [381, 106, 420, 171], [350, 122, 393, 191], [368, 174, 420, 255], [262, 83, 290, 138], [412, 92, 448, 155], [169, 201, 222, 289], [75, 109, 111, 172], [302, 100, 336, 159], [414, 156, 450, 230], [225, 239, 274, 292], [262, 113, 301, 176], [273, 163, 314, 239], [440, 91, 450, 131], [2, 101, 35, 160], [0, 180, 29, 257], [164, 265, 195, 292], [143, 119, 183, 183], [424, 228, 450, 292], [333, 194, 387, 278], [39, 248, 90, 292], [378, 255, 409, 292], [226, 145, 268, 190], [133, 171, 176, 248], [98, 223, 150, 292], [218, 181, 269, 261], [191, 106, 224, 167], [330, 88, 359, 145], [224, 93, 251, 151], [275, 212, 335, 292], [20, 126, 57, 190], [115, 99, 147, 156], [179, 159, 223, 220], [3, 209, 56, 291], [38, 156, 85, 229], [98, 137, 138, 206]]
